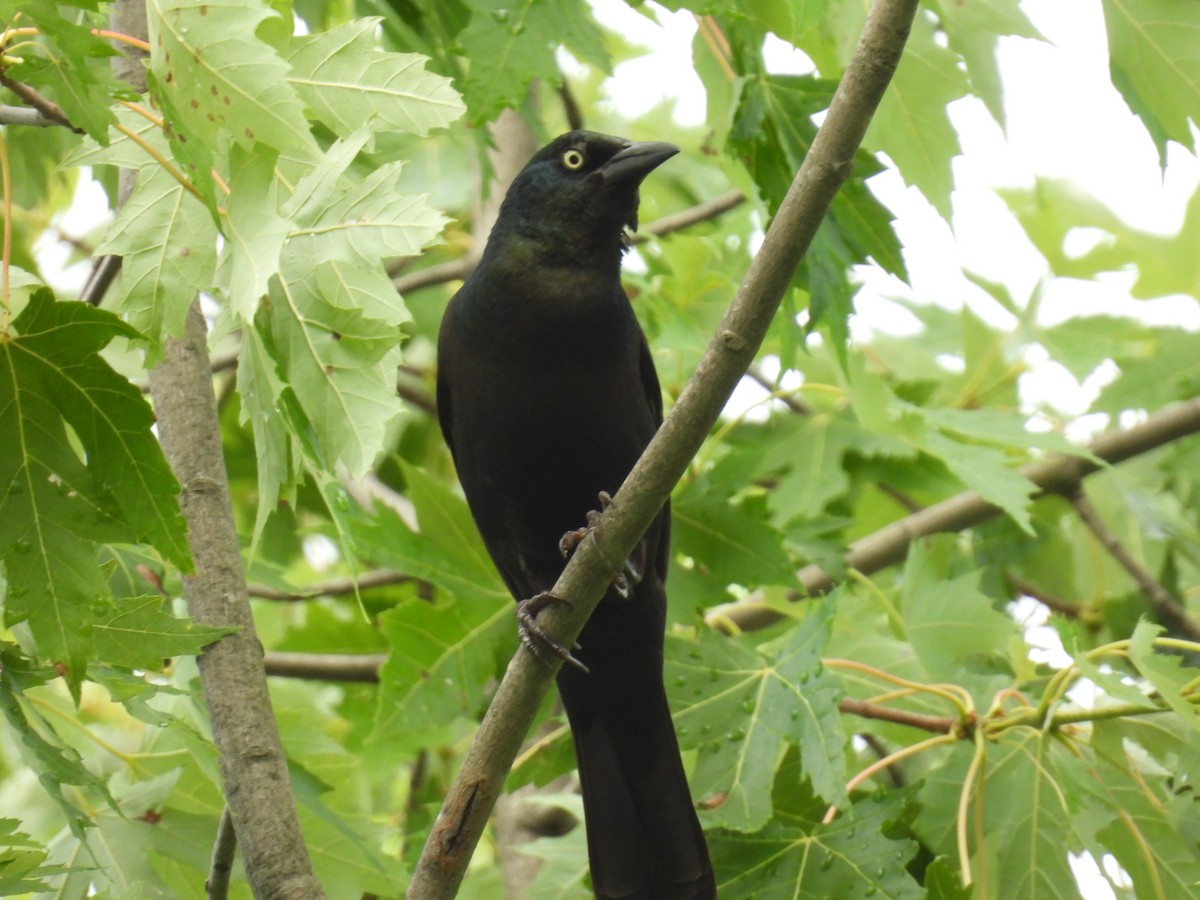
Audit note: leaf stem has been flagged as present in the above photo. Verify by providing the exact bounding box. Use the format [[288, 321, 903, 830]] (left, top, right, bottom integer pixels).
[[25, 693, 135, 765], [115, 97, 163, 128], [847, 569, 906, 637], [822, 731, 957, 824], [824, 657, 974, 719], [113, 122, 205, 203], [957, 730, 988, 887], [92, 28, 150, 52], [0, 128, 9, 335]]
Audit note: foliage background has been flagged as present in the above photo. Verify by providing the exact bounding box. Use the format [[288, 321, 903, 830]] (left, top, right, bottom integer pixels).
[[2, 0, 1200, 897]]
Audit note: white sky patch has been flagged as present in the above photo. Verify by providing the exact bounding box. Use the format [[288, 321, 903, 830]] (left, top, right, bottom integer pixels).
[[587, 0, 705, 126], [33, 170, 110, 295], [302, 534, 340, 572]]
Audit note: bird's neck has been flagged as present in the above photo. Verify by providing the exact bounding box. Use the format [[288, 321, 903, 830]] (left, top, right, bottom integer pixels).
[[483, 224, 626, 277]]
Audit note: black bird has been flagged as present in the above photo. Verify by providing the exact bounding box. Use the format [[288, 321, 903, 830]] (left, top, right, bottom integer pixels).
[[436, 131, 715, 899]]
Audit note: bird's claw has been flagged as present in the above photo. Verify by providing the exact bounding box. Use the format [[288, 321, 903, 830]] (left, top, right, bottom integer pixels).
[[517, 591, 589, 673], [558, 491, 612, 558], [558, 491, 645, 600], [612, 556, 643, 600]]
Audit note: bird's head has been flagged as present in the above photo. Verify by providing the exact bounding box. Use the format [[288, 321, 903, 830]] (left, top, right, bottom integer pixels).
[[487, 131, 679, 269]]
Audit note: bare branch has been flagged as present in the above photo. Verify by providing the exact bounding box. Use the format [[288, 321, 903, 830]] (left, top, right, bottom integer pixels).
[[263, 652, 385, 682], [711, 396, 1200, 633], [856, 733, 906, 787], [340, 470, 418, 530], [407, 2, 921, 894], [839, 698, 958, 735], [0, 103, 66, 128], [248, 569, 418, 601], [745, 364, 813, 415], [393, 257, 475, 295], [558, 79, 584, 131], [632, 189, 746, 244], [206, 806, 237, 900], [80, 254, 122, 308], [0, 73, 82, 132], [1006, 570, 1091, 623], [1070, 487, 1200, 640], [397, 372, 437, 416]]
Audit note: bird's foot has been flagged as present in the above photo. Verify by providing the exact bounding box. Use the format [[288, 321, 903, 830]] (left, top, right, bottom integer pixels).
[[558, 491, 611, 557], [517, 592, 589, 673], [557, 491, 643, 600]]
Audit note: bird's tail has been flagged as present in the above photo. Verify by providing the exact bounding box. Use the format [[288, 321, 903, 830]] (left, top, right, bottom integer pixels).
[[557, 609, 714, 899]]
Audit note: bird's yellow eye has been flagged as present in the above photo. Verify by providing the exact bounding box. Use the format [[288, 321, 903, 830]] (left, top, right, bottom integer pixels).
[[562, 149, 585, 171]]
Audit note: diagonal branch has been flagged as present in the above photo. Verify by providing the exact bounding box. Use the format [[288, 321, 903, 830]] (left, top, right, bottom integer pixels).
[[0, 103, 66, 128], [264, 652, 385, 682], [406, 1, 921, 895], [248, 568, 419, 601], [711, 396, 1200, 633], [1069, 486, 1200, 640], [0, 73, 82, 132]]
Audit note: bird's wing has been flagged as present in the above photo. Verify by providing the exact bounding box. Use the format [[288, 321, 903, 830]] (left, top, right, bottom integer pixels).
[[633, 312, 672, 582], [636, 319, 664, 427], [435, 301, 457, 459]]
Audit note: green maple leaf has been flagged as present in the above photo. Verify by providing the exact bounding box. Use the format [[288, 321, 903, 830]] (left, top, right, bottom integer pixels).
[[0, 291, 190, 693], [145, 0, 319, 158], [667, 596, 846, 831], [458, 0, 609, 123], [1103, 0, 1200, 160], [284, 19, 463, 141]]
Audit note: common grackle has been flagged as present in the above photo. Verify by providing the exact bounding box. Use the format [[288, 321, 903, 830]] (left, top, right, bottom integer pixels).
[[437, 131, 715, 899]]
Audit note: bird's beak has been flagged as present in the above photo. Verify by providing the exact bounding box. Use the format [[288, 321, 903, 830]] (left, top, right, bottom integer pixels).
[[600, 141, 680, 185]]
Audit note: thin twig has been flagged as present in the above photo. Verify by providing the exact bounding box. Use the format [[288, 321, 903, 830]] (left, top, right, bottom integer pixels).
[[745, 364, 812, 415], [1070, 487, 1200, 641], [397, 373, 437, 416], [558, 79, 584, 131], [876, 482, 923, 513], [206, 806, 237, 900], [839, 697, 957, 735], [393, 258, 474, 295], [404, 749, 429, 856], [631, 189, 745, 244], [80, 254, 122, 307], [340, 470, 419, 530], [263, 652, 385, 682], [0, 103, 62, 127], [1005, 570, 1089, 622], [857, 733, 905, 787], [248, 569, 417, 601], [0, 73, 82, 132]]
